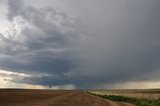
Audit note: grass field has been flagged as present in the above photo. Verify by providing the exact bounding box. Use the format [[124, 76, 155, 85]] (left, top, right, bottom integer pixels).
[[88, 89, 160, 106]]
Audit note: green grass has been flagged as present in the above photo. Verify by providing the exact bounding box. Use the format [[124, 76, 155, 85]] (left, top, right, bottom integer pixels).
[[87, 89, 160, 106]]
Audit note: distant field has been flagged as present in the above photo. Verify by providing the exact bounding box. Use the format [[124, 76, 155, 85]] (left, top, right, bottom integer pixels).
[[88, 89, 160, 106]]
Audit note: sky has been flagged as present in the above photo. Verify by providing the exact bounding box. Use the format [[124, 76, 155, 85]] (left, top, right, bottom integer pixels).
[[0, 0, 160, 89]]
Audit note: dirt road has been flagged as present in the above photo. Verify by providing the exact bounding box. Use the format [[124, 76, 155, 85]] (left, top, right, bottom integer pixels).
[[0, 89, 135, 106]]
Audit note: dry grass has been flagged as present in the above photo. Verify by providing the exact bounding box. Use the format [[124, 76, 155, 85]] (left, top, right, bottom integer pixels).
[[89, 89, 160, 100], [88, 89, 160, 106]]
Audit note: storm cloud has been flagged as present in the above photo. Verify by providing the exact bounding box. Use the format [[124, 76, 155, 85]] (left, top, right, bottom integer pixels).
[[0, 0, 160, 89]]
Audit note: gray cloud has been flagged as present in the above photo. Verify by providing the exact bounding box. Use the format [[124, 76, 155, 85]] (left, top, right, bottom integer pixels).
[[0, 0, 160, 89], [63, 0, 160, 89], [0, 0, 82, 87]]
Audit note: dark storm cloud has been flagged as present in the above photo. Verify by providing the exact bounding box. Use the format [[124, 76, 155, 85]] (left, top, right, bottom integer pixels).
[[70, 0, 160, 88], [64, 0, 160, 88], [0, 0, 160, 89], [0, 0, 81, 86]]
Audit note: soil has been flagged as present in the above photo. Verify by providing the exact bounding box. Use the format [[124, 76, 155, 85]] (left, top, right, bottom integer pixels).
[[0, 89, 135, 106]]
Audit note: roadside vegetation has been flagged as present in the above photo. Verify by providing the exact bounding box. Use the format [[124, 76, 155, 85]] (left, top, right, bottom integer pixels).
[[88, 89, 160, 106]]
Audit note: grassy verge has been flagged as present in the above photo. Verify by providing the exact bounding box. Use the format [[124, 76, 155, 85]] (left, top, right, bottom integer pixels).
[[87, 91, 160, 106]]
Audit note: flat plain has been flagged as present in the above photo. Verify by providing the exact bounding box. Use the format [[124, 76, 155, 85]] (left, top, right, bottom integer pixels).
[[0, 89, 135, 106]]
